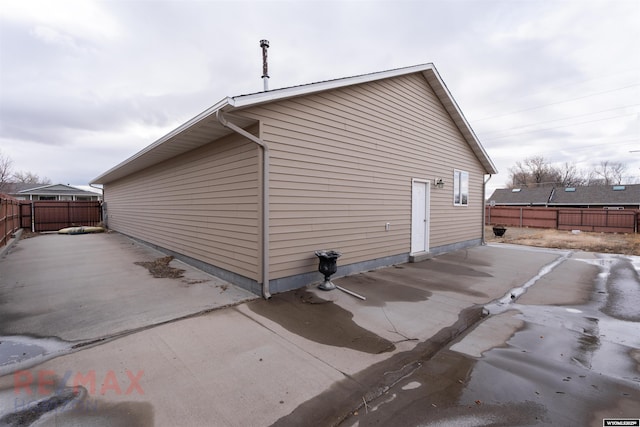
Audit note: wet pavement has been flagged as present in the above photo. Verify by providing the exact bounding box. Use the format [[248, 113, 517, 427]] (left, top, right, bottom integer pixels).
[[339, 251, 640, 426], [248, 289, 397, 354], [1, 237, 638, 426]]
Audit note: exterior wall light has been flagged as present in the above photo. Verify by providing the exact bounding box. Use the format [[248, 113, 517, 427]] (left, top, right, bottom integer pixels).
[[434, 178, 445, 189]]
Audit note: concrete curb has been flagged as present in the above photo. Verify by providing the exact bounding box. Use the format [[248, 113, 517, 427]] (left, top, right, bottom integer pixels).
[[0, 228, 23, 259]]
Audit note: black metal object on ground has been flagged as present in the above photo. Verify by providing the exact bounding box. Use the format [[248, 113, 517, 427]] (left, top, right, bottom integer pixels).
[[315, 250, 342, 291]]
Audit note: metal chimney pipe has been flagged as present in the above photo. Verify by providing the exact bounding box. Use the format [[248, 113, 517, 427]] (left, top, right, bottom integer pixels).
[[260, 39, 270, 91]]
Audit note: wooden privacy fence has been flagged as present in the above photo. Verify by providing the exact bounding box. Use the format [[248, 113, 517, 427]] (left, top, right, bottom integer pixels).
[[20, 200, 102, 232], [486, 206, 639, 234], [1, 196, 21, 247]]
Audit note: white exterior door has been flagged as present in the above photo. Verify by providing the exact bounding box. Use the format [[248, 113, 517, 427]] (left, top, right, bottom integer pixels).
[[411, 180, 430, 254]]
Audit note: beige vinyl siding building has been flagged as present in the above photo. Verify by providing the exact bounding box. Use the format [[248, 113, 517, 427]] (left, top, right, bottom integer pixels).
[[104, 133, 260, 283], [92, 64, 497, 297]]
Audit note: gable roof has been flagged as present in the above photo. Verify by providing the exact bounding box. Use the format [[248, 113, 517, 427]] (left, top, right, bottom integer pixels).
[[92, 63, 497, 184], [488, 185, 640, 206], [7, 183, 99, 197]]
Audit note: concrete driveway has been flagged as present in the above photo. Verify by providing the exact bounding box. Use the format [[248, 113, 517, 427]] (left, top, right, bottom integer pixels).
[[0, 236, 614, 426], [0, 232, 256, 343]]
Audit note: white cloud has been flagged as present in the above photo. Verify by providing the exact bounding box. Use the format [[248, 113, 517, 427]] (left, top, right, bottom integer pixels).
[[0, 0, 121, 41], [0, 0, 638, 188]]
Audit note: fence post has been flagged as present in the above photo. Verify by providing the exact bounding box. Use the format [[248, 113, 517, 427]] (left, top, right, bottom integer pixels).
[[520, 207, 523, 228], [1, 199, 5, 246]]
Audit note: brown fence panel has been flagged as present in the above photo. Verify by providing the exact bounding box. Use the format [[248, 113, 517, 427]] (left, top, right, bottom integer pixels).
[[32, 201, 102, 232], [20, 202, 32, 229], [486, 206, 638, 233], [1, 196, 21, 247], [485, 206, 558, 228], [558, 209, 636, 233]]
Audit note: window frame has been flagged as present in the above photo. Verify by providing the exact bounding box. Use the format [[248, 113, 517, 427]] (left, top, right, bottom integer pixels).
[[453, 169, 469, 207]]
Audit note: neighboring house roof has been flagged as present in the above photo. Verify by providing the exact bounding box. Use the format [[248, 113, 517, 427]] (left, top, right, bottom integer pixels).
[[488, 184, 640, 207], [8, 183, 100, 197], [487, 187, 555, 206], [549, 184, 640, 206], [92, 63, 497, 184]]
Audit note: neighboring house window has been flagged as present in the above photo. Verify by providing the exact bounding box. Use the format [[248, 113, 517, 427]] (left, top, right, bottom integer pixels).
[[39, 196, 56, 200], [453, 170, 469, 206]]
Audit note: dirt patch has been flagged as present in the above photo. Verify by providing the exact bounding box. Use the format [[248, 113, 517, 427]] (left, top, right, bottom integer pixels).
[[134, 256, 185, 279], [485, 226, 640, 255]]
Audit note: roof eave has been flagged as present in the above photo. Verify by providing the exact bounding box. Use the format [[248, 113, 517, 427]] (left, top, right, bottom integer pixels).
[[91, 98, 235, 184]]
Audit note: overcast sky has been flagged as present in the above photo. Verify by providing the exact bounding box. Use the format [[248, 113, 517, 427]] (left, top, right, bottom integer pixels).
[[1, 0, 638, 195]]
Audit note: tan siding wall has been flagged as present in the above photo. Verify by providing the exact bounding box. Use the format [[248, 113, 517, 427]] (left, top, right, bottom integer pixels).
[[105, 133, 260, 280], [241, 73, 488, 280]]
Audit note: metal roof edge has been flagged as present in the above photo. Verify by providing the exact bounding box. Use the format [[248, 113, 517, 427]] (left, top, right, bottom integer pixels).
[[228, 63, 437, 108], [489, 203, 547, 206], [549, 203, 638, 206], [16, 183, 78, 193], [91, 98, 231, 184], [15, 184, 53, 193]]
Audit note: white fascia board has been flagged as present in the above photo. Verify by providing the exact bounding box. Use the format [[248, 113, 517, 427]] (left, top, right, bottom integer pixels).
[[228, 63, 437, 108], [91, 98, 231, 184], [16, 184, 65, 193]]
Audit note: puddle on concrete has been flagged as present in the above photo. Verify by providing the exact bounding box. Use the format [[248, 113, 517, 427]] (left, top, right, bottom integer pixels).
[[271, 306, 483, 427], [433, 249, 493, 268], [0, 376, 154, 427], [404, 260, 492, 278], [487, 251, 572, 310], [341, 348, 547, 427], [0, 336, 72, 376], [335, 274, 431, 307], [248, 289, 395, 354], [0, 387, 80, 426], [603, 257, 640, 322], [340, 295, 638, 426], [456, 315, 640, 426], [336, 252, 640, 426]]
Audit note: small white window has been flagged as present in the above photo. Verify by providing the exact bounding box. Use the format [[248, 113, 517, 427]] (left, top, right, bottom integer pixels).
[[454, 170, 469, 206]]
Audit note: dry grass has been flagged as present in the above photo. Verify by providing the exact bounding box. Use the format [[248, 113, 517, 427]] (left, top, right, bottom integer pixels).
[[485, 226, 640, 255]]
